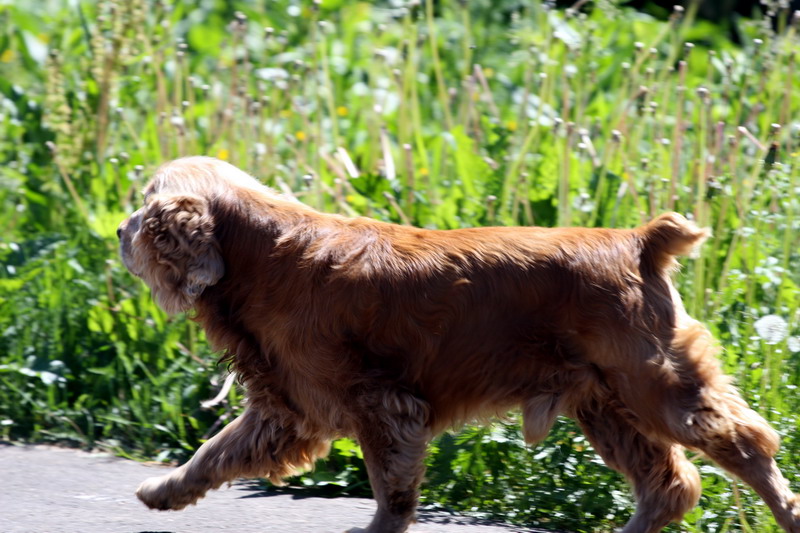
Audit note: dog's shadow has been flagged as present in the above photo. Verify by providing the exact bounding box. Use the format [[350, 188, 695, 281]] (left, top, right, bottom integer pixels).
[[233, 479, 370, 500], [231, 480, 564, 532]]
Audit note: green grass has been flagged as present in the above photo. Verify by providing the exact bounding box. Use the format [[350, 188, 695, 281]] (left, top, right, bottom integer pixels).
[[1, 1, 800, 531]]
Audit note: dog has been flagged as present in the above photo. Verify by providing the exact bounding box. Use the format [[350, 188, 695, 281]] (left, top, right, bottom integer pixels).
[[118, 156, 800, 533]]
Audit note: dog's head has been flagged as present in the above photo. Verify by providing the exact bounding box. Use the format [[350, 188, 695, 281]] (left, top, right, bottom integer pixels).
[[118, 158, 229, 314]]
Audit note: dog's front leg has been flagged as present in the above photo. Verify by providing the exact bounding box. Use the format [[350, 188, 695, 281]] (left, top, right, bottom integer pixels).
[[347, 390, 432, 533], [137, 407, 329, 511], [136, 410, 252, 511]]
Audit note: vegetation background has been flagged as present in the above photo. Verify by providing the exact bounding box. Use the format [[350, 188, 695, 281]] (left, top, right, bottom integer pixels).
[[1, 0, 799, 531]]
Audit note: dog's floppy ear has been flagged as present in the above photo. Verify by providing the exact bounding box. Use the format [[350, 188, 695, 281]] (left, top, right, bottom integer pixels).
[[139, 193, 224, 314]]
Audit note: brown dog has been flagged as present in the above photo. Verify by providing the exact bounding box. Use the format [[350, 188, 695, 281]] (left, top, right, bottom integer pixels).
[[118, 156, 800, 533]]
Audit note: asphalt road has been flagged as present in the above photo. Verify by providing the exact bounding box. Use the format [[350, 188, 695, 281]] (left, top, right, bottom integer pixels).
[[0, 444, 552, 533]]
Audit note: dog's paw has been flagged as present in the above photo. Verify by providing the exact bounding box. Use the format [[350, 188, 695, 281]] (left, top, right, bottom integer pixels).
[[136, 475, 197, 511], [786, 494, 800, 532]]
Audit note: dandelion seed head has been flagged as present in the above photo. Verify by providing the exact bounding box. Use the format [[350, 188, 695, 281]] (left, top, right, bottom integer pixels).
[[754, 314, 788, 345], [788, 336, 800, 353]]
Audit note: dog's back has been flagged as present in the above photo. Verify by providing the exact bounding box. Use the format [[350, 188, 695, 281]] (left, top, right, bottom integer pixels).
[[122, 158, 800, 533]]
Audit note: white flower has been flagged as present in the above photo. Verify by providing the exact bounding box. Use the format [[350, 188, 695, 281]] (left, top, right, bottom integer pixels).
[[169, 114, 184, 128], [788, 336, 800, 353], [754, 314, 788, 345], [255, 68, 289, 81]]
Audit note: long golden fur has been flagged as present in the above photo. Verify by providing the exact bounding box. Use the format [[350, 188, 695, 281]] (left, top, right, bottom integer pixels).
[[118, 156, 800, 533]]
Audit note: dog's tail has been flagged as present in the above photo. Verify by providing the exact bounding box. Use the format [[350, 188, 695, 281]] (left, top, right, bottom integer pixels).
[[638, 213, 710, 273]]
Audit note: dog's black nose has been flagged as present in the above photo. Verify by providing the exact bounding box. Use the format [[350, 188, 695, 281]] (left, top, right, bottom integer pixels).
[[116, 227, 122, 239]]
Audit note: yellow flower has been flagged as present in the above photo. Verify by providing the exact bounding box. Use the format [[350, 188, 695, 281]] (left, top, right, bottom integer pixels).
[[279, 109, 292, 119], [505, 120, 517, 132], [295, 131, 306, 141], [336, 106, 348, 117], [1, 49, 14, 63], [483, 67, 495, 78], [216, 148, 229, 161], [418, 167, 429, 177]]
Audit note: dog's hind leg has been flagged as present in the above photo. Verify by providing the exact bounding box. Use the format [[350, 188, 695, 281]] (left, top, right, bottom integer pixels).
[[650, 323, 800, 532], [347, 389, 432, 533], [678, 403, 800, 533], [136, 407, 330, 511], [574, 397, 701, 533]]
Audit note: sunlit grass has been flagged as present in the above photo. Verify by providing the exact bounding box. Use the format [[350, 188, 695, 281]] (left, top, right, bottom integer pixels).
[[1, 1, 800, 531]]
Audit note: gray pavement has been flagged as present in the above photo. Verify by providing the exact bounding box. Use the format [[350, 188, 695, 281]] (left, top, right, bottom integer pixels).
[[0, 444, 551, 533]]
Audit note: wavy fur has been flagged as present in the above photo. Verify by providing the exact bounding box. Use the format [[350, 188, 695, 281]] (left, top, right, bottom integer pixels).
[[118, 156, 800, 533]]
